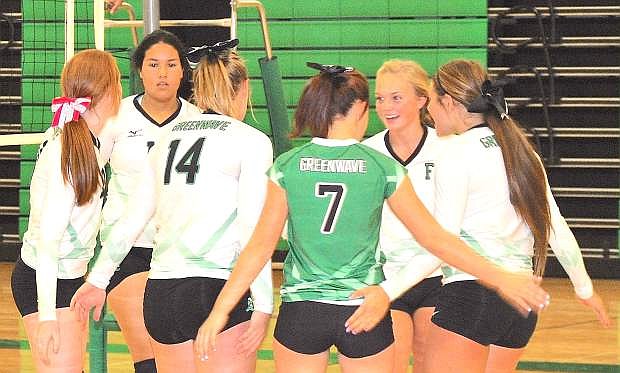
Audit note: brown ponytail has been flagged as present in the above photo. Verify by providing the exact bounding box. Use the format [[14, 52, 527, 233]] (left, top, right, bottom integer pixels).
[[59, 49, 121, 205], [487, 115, 550, 275], [60, 118, 101, 205], [435, 60, 551, 275], [292, 70, 369, 138]]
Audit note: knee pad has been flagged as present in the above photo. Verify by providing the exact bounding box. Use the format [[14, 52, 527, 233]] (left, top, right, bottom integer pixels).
[[134, 358, 157, 373]]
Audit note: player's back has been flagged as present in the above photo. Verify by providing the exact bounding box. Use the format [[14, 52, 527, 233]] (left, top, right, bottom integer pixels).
[[271, 138, 407, 301], [147, 113, 272, 279]]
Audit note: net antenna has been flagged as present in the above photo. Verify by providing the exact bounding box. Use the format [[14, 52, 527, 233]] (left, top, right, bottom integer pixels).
[[65, 0, 75, 60]]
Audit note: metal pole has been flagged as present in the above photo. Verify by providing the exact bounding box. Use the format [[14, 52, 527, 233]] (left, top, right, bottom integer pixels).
[[143, 0, 160, 34], [65, 0, 75, 61], [94, 0, 105, 50], [230, 0, 237, 39]]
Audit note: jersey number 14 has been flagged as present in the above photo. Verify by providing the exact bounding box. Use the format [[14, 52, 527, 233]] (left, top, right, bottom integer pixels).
[[164, 138, 205, 184]]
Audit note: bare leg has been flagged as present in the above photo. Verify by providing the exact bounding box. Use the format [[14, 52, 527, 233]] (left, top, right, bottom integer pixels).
[[339, 343, 395, 373], [410, 307, 434, 371], [149, 321, 256, 373], [421, 323, 489, 373], [22, 308, 87, 373], [195, 321, 256, 373], [273, 339, 329, 373], [391, 310, 413, 373], [484, 344, 526, 373], [149, 338, 196, 373], [108, 272, 154, 363]]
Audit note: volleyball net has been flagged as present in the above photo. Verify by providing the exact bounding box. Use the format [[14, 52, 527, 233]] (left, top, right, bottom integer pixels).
[[13, 0, 290, 231]]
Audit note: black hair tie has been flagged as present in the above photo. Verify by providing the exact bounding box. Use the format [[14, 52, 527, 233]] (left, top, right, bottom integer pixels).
[[306, 62, 354, 74], [185, 38, 239, 69], [467, 79, 509, 120]]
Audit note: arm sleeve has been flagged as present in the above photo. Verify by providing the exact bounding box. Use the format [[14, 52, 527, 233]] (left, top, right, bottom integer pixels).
[[87, 151, 157, 289], [383, 163, 408, 199], [99, 119, 122, 242], [238, 135, 274, 314], [546, 180, 593, 299], [36, 147, 77, 321], [380, 254, 442, 300]]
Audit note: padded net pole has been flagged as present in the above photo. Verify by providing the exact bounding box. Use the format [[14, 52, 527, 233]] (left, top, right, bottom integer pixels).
[[259, 57, 291, 156], [236, 0, 291, 155]]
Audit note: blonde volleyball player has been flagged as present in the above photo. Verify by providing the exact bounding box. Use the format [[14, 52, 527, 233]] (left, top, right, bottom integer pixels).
[[195, 62, 549, 373], [11, 49, 121, 372], [420, 59, 611, 373], [72, 39, 273, 372], [362, 59, 440, 372], [97, 30, 201, 373]]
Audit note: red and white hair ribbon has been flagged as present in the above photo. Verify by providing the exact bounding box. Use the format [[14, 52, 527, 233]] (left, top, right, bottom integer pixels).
[[51, 97, 92, 128]]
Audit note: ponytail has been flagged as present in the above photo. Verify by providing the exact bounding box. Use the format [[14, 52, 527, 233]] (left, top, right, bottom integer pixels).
[[60, 118, 102, 205], [435, 59, 551, 275], [487, 115, 550, 275]]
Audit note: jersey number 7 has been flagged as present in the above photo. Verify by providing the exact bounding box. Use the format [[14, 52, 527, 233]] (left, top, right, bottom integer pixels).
[[315, 183, 347, 234]]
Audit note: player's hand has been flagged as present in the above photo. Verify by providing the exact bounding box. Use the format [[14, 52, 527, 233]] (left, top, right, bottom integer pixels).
[[105, 0, 123, 13], [577, 292, 612, 327], [36, 320, 60, 365], [237, 311, 270, 356], [345, 285, 390, 334], [487, 271, 550, 317], [195, 311, 229, 361], [69, 282, 106, 322]]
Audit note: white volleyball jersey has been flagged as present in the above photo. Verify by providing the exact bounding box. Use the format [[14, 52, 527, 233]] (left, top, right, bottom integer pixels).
[[434, 125, 593, 299], [21, 127, 106, 321], [363, 126, 442, 281], [89, 113, 275, 313], [98, 94, 201, 248]]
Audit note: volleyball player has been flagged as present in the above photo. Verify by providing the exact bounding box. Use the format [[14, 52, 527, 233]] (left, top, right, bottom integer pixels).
[[194, 62, 549, 373], [363, 59, 441, 372], [11, 49, 121, 372], [71, 39, 273, 373], [420, 59, 611, 373], [97, 30, 201, 373]]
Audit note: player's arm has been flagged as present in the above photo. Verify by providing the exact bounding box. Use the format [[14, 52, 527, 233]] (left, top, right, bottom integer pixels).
[[195, 180, 288, 357], [379, 253, 442, 301], [544, 169, 611, 326], [36, 144, 77, 322], [235, 135, 275, 355], [388, 177, 549, 316], [105, 0, 123, 13], [87, 155, 157, 289], [238, 135, 275, 315]]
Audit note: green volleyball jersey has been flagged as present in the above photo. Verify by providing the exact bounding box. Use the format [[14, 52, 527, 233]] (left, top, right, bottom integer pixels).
[[269, 138, 407, 302]]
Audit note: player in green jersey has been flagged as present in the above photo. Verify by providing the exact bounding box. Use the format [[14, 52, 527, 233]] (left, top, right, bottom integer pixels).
[[195, 63, 550, 373]]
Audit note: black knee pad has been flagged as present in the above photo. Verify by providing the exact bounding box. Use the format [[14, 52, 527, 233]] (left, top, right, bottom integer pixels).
[[134, 358, 157, 373]]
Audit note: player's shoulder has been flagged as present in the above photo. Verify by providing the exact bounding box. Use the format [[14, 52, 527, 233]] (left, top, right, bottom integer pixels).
[[118, 94, 140, 113], [273, 141, 312, 169], [178, 97, 202, 116], [362, 129, 388, 150]]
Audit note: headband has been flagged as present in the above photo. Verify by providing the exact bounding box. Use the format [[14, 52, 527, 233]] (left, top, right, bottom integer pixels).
[[185, 38, 239, 69], [306, 62, 354, 74], [51, 97, 92, 128], [467, 79, 509, 119]]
